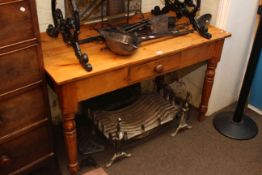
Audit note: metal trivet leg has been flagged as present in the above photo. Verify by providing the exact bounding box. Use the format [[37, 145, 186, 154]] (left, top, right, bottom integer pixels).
[[106, 118, 131, 168], [106, 152, 132, 168], [172, 96, 192, 137]]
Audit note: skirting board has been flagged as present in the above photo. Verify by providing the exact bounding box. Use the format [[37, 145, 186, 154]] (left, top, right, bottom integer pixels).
[[248, 104, 262, 115]]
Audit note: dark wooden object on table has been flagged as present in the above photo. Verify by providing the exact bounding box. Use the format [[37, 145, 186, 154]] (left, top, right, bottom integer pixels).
[[0, 0, 60, 174]]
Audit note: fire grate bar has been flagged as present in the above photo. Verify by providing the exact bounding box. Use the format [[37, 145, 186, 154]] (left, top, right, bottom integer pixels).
[[91, 93, 180, 141], [86, 80, 192, 167]]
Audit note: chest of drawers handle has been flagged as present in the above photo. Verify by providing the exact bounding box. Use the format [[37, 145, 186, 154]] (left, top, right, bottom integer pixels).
[[0, 155, 11, 167], [154, 64, 164, 73]]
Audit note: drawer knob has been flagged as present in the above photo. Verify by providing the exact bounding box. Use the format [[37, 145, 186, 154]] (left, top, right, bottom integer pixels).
[[0, 155, 11, 167], [154, 64, 164, 73]]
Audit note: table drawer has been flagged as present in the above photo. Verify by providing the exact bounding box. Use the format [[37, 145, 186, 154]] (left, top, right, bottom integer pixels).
[[0, 126, 51, 175], [0, 86, 46, 139], [129, 53, 181, 83], [0, 0, 36, 48], [0, 44, 42, 94]]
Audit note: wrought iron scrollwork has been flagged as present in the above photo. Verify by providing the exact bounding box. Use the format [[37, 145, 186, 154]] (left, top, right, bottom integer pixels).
[[46, 0, 93, 72], [151, 0, 212, 39]]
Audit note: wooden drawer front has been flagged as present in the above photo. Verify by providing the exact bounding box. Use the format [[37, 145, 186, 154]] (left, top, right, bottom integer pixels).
[[0, 86, 46, 139], [0, 126, 51, 175], [180, 43, 215, 68], [129, 53, 181, 83], [0, 44, 42, 94], [76, 67, 129, 101], [0, 0, 35, 48]]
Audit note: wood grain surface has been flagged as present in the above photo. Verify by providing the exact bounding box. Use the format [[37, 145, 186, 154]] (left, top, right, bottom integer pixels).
[[41, 24, 231, 85]]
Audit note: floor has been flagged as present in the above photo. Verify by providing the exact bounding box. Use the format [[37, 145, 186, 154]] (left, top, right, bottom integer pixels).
[[47, 105, 262, 175]]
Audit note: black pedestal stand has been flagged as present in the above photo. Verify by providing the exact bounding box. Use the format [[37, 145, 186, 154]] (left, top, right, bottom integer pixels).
[[213, 6, 262, 140]]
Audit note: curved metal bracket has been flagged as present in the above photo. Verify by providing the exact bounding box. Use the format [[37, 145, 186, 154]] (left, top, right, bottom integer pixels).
[[46, 0, 93, 72], [151, 0, 212, 39]]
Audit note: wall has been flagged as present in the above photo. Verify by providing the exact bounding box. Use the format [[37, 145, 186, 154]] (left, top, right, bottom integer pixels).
[[207, 0, 260, 115], [36, 0, 64, 32], [201, 0, 220, 25], [249, 51, 262, 113], [176, 0, 259, 116]]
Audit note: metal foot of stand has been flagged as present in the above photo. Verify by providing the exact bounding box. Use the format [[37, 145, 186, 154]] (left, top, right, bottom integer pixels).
[[171, 100, 192, 137], [213, 112, 258, 140], [106, 152, 131, 168], [171, 123, 192, 137], [106, 118, 131, 168]]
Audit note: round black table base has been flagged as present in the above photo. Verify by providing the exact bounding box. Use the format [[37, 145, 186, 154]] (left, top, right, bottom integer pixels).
[[213, 112, 258, 140]]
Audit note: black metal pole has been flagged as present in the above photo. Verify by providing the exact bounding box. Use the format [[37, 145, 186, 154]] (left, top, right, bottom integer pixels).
[[213, 6, 261, 140]]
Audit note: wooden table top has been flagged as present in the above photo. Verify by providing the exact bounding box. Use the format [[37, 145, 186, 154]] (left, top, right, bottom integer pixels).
[[41, 24, 231, 85]]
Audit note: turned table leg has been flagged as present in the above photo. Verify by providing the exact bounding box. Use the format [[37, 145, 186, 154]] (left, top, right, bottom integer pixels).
[[63, 113, 79, 175], [58, 83, 80, 175], [198, 40, 225, 121], [199, 59, 218, 121]]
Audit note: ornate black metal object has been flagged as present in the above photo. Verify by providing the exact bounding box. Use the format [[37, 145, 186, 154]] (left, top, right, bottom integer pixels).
[[46, 0, 93, 72], [151, 0, 212, 39]]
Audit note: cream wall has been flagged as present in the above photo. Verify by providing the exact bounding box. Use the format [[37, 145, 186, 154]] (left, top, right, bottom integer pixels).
[[176, 0, 260, 116], [36, 0, 64, 32], [207, 0, 259, 115], [201, 0, 220, 25]]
